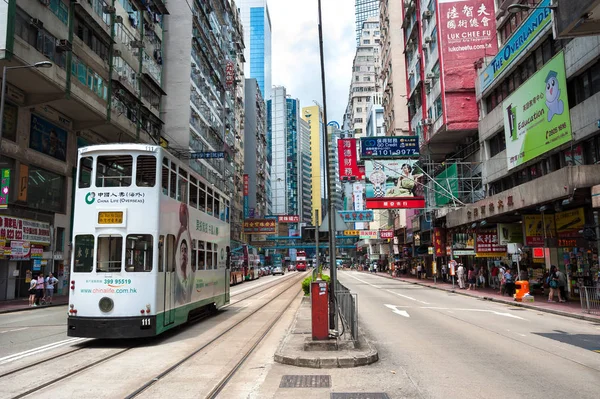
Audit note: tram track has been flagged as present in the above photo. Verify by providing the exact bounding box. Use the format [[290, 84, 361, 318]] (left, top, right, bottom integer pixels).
[[1, 272, 308, 398], [124, 271, 307, 398]]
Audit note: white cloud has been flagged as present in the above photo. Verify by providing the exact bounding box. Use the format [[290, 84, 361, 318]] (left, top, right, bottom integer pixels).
[[269, 0, 355, 124]]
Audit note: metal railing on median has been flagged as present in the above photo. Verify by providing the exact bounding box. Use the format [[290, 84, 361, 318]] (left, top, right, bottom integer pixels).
[[335, 282, 358, 341], [580, 286, 600, 316]]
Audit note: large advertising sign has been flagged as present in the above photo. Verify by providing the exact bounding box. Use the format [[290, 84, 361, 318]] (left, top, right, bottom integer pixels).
[[434, 164, 458, 206], [364, 160, 425, 209], [555, 208, 585, 238], [360, 136, 419, 158], [353, 183, 366, 230], [503, 52, 572, 170], [338, 138, 361, 180], [479, 0, 553, 93], [30, 114, 68, 162], [523, 214, 556, 246], [475, 229, 507, 257], [0, 216, 51, 245], [243, 219, 276, 234]]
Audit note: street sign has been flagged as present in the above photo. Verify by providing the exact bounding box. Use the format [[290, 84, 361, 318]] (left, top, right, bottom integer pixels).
[[190, 152, 225, 159]]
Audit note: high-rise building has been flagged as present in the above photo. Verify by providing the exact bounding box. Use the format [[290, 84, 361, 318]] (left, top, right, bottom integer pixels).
[[355, 0, 380, 44], [343, 17, 381, 139], [243, 79, 268, 219], [0, 0, 168, 300], [163, 0, 245, 241], [302, 105, 326, 225], [268, 87, 312, 221], [239, 0, 272, 101]]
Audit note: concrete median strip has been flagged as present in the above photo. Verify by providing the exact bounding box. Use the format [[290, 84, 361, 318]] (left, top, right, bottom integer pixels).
[[274, 296, 378, 368]]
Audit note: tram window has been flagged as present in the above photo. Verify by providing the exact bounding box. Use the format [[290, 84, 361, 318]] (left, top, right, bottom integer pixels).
[[214, 195, 221, 220], [166, 234, 175, 272], [190, 176, 198, 209], [199, 182, 206, 212], [178, 169, 188, 203], [96, 156, 132, 187], [197, 240, 205, 270], [78, 157, 93, 188], [97, 235, 123, 272], [191, 239, 197, 271], [125, 234, 153, 272], [73, 235, 94, 272], [136, 155, 156, 187], [158, 235, 164, 272], [206, 242, 213, 270], [213, 244, 218, 268], [169, 168, 176, 199], [207, 189, 214, 216], [161, 162, 169, 195]]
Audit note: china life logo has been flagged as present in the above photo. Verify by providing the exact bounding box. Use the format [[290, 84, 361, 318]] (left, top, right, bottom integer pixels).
[[506, 104, 518, 141], [85, 192, 96, 205]]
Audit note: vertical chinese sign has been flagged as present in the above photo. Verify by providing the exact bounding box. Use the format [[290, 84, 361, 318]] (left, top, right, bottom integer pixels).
[[433, 228, 446, 257], [337, 138, 361, 181], [243, 174, 249, 219], [438, 0, 497, 129], [225, 60, 235, 92]]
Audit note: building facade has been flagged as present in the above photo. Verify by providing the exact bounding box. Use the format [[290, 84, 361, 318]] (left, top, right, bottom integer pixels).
[[239, 0, 272, 101], [355, 0, 380, 44], [163, 0, 245, 242], [243, 78, 267, 219], [0, 0, 168, 299], [344, 17, 381, 139], [301, 104, 325, 225]]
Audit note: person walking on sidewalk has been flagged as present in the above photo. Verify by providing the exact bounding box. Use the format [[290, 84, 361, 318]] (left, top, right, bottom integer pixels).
[[45, 273, 58, 304], [556, 268, 567, 302], [457, 263, 466, 289], [547, 266, 563, 303], [417, 264, 422, 279], [467, 267, 476, 290], [491, 264, 500, 290], [28, 276, 38, 307], [35, 274, 45, 306], [504, 268, 515, 297], [441, 263, 448, 283]]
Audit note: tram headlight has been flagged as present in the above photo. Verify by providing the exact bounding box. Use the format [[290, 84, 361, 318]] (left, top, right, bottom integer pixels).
[[98, 297, 114, 313]]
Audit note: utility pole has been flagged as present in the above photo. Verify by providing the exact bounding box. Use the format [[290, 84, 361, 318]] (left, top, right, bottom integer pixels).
[[317, 0, 337, 331], [315, 209, 320, 276]]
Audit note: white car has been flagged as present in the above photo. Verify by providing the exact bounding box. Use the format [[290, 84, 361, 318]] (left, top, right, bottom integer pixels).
[[272, 265, 285, 275]]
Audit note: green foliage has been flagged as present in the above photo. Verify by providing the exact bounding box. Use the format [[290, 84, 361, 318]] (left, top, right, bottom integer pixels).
[[301, 274, 331, 296]]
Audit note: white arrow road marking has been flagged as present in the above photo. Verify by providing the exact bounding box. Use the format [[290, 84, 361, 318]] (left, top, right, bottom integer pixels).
[[0, 337, 87, 365], [384, 304, 410, 318], [382, 305, 526, 320], [386, 289, 430, 305]]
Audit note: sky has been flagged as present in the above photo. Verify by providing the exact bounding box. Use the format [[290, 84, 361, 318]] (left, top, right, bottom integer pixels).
[[268, 0, 356, 125]]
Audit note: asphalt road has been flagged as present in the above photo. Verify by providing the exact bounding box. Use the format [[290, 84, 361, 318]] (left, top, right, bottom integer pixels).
[[0, 273, 293, 361], [334, 270, 600, 398]]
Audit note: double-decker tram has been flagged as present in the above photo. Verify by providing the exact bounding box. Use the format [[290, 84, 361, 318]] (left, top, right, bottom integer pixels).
[[68, 144, 231, 338]]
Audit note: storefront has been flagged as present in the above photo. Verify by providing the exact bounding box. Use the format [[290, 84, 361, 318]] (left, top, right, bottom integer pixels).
[[0, 216, 51, 300]]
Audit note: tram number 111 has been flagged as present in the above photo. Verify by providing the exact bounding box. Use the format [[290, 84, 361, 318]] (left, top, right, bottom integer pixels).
[[141, 318, 152, 328]]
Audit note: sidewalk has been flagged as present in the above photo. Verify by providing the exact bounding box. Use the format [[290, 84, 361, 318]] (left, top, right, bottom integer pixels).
[[0, 294, 69, 314], [360, 271, 600, 323]]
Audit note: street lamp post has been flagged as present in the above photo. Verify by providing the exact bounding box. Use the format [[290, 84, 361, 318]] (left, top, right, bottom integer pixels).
[[0, 61, 53, 143]]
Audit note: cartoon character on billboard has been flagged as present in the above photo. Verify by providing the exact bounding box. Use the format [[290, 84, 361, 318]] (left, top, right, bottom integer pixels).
[[175, 203, 194, 305], [545, 70, 564, 122]]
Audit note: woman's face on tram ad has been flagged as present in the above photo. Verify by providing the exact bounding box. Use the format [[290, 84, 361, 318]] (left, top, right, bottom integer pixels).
[[180, 240, 189, 278]]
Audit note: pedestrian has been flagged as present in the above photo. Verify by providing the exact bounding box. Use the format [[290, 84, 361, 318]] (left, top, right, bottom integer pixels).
[[478, 266, 486, 288], [457, 263, 466, 289], [556, 268, 567, 302], [504, 268, 515, 297], [498, 263, 506, 295], [547, 266, 563, 303], [441, 263, 448, 283], [45, 273, 58, 304], [28, 275, 37, 307], [417, 263, 422, 279], [491, 264, 499, 290], [35, 274, 45, 306], [467, 267, 476, 290]]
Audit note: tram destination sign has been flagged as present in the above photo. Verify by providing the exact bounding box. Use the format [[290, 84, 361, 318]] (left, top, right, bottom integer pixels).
[[360, 136, 419, 159], [190, 151, 225, 159]]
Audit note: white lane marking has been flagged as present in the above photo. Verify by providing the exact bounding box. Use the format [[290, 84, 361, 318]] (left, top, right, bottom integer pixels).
[[0, 338, 87, 364], [384, 304, 410, 318], [382, 305, 526, 320], [386, 289, 430, 305], [0, 327, 29, 334], [230, 274, 294, 295], [515, 333, 527, 337], [342, 272, 381, 288]]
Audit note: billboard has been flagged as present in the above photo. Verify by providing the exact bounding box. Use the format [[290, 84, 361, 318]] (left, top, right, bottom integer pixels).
[[29, 114, 68, 162], [555, 208, 585, 238], [353, 182, 366, 230], [497, 223, 524, 245], [503, 52, 572, 170], [338, 210, 374, 222], [479, 0, 553, 93], [475, 229, 507, 257], [338, 138, 361, 180], [360, 136, 419, 158], [364, 160, 424, 209], [523, 214, 556, 246], [434, 164, 458, 206], [243, 219, 276, 234]]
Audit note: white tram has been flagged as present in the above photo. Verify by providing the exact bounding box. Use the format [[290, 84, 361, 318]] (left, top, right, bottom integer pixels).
[[68, 144, 231, 338]]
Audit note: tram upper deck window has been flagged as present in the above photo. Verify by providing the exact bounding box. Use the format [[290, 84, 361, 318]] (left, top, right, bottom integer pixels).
[[161, 158, 169, 195], [97, 235, 123, 272], [73, 235, 94, 272], [136, 155, 156, 187], [96, 155, 133, 187], [78, 157, 93, 188], [125, 234, 153, 272]]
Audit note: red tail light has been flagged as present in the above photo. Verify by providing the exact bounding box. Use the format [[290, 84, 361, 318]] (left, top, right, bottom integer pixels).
[[70, 280, 75, 290]]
